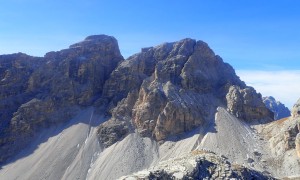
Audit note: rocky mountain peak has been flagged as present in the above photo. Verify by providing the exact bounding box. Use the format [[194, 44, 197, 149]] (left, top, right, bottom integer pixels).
[[263, 96, 291, 120], [0, 35, 273, 166], [67, 35, 122, 58], [98, 37, 273, 146], [70, 34, 117, 47], [0, 35, 288, 179]]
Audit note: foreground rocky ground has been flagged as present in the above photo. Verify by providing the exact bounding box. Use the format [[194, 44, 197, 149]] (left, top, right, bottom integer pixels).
[[119, 151, 275, 180]]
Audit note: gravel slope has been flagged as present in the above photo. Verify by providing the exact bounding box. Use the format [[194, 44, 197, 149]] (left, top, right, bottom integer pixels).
[[1, 107, 298, 179], [0, 108, 104, 180], [198, 107, 270, 172]]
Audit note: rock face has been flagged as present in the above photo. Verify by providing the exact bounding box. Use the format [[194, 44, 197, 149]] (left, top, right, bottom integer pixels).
[[263, 96, 291, 120], [258, 98, 300, 177], [0, 35, 123, 164], [0, 35, 273, 165], [0, 53, 42, 131], [283, 98, 300, 151], [226, 86, 273, 122], [296, 133, 300, 158], [292, 98, 300, 158], [98, 38, 273, 146]]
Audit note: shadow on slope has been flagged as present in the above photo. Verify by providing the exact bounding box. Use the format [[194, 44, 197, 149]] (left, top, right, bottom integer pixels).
[[0, 107, 107, 169]]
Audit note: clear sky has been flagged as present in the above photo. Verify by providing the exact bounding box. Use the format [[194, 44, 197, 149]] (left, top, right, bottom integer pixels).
[[1, 0, 299, 107]]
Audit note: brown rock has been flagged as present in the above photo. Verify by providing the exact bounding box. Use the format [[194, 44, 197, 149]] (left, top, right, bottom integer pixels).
[[98, 38, 273, 145], [226, 85, 273, 122]]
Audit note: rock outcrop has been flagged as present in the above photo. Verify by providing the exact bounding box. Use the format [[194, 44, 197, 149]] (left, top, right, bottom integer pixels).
[[119, 151, 275, 180], [257, 98, 300, 177], [292, 98, 300, 158], [0, 53, 42, 131], [292, 98, 300, 118], [0, 35, 273, 164], [263, 96, 291, 120], [98, 38, 273, 146], [296, 133, 300, 158], [0, 35, 123, 164], [226, 86, 273, 122]]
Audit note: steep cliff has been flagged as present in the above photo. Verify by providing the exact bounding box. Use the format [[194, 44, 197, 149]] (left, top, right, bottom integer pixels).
[[98, 38, 273, 146], [0, 35, 277, 179], [0, 35, 123, 164]]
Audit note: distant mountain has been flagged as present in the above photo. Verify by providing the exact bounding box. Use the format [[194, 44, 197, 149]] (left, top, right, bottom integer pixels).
[[263, 96, 291, 120], [2, 35, 299, 179]]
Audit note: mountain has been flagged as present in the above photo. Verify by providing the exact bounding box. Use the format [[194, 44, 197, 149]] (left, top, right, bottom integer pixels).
[[0, 35, 298, 179], [0, 35, 123, 163], [263, 96, 291, 120], [257, 98, 300, 178]]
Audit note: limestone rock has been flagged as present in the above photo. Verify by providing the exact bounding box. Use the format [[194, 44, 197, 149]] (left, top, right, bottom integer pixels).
[[97, 91, 138, 147], [284, 125, 299, 150], [226, 86, 273, 122], [97, 120, 129, 148], [0, 53, 43, 130], [0, 35, 274, 164], [119, 151, 275, 179], [0, 35, 123, 164], [263, 96, 291, 120], [260, 97, 300, 157], [98, 38, 273, 145], [296, 133, 300, 158], [292, 98, 300, 118], [29, 35, 123, 106]]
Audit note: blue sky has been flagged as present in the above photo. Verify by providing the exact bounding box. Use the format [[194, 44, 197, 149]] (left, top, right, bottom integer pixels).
[[1, 0, 299, 107]]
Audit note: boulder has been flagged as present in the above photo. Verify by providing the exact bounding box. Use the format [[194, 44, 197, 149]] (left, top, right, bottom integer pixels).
[[226, 86, 274, 122]]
